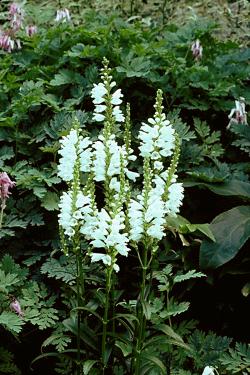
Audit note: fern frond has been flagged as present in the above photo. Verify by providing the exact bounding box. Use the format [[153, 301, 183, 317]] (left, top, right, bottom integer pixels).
[[173, 270, 205, 284], [41, 256, 76, 285], [220, 342, 250, 373], [0, 311, 24, 333]]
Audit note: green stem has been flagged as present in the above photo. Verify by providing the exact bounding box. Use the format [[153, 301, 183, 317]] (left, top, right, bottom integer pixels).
[[101, 266, 112, 373], [133, 246, 148, 375], [76, 253, 82, 375], [0, 202, 5, 229]]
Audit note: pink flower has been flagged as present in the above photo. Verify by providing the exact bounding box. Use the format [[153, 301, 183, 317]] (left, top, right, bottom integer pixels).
[[9, 3, 24, 32], [0, 172, 15, 200], [227, 97, 248, 129], [9, 3, 20, 16], [0, 31, 14, 52], [26, 25, 37, 37], [191, 39, 203, 60], [10, 298, 24, 317]]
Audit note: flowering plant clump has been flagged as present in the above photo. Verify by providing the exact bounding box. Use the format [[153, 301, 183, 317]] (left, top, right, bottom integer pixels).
[[58, 58, 183, 272], [57, 58, 184, 372]]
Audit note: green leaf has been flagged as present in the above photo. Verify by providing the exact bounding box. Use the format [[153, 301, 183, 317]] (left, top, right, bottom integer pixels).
[[83, 360, 98, 375], [50, 69, 83, 86], [41, 191, 59, 211], [184, 180, 250, 199], [185, 224, 215, 241], [115, 340, 132, 357], [141, 353, 167, 373], [200, 206, 250, 269], [142, 300, 152, 320], [0, 270, 19, 293], [155, 324, 185, 343], [173, 270, 206, 284], [0, 311, 24, 333], [0, 146, 14, 160]]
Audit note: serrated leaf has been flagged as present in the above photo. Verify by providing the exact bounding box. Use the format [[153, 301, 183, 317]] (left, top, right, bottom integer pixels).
[[0, 146, 14, 160], [0, 270, 19, 293], [41, 191, 59, 211], [200, 206, 250, 269], [174, 270, 206, 284], [0, 311, 24, 333]]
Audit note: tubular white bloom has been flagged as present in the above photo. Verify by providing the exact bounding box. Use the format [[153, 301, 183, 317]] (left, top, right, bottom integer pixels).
[[165, 182, 184, 216], [89, 209, 129, 257], [91, 83, 107, 104], [145, 189, 166, 240], [59, 191, 92, 237], [92, 140, 106, 181], [58, 129, 78, 182], [58, 192, 76, 237], [201, 366, 216, 375], [113, 106, 125, 123], [93, 113, 105, 122], [138, 115, 175, 159], [109, 177, 120, 192], [90, 253, 112, 266], [95, 104, 106, 113], [128, 199, 144, 241], [111, 89, 123, 105], [79, 137, 92, 173]]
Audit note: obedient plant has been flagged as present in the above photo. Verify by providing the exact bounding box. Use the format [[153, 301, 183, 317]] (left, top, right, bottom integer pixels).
[[57, 58, 185, 373]]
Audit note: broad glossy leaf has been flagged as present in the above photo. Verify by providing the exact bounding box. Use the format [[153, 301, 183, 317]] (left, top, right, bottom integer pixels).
[[200, 206, 250, 269], [184, 179, 250, 199]]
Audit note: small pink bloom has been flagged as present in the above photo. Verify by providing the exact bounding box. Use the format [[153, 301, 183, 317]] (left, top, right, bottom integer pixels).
[[10, 299, 24, 317], [0, 172, 15, 199], [9, 3, 20, 16], [9, 3, 24, 32], [26, 25, 37, 37], [191, 39, 203, 60]]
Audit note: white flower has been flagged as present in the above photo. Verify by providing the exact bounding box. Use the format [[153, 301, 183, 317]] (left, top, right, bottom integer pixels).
[[128, 199, 144, 241], [202, 366, 216, 375], [79, 137, 92, 173], [138, 116, 175, 159], [90, 253, 112, 266], [113, 106, 125, 122], [165, 182, 184, 216], [93, 113, 105, 122], [86, 208, 129, 261], [58, 192, 76, 237], [95, 104, 106, 113], [58, 129, 78, 182], [109, 177, 120, 192], [55, 8, 71, 22], [111, 89, 123, 105], [92, 140, 106, 181], [145, 190, 166, 240], [125, 169, 139, 181], [91, 83, 107, 104]]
